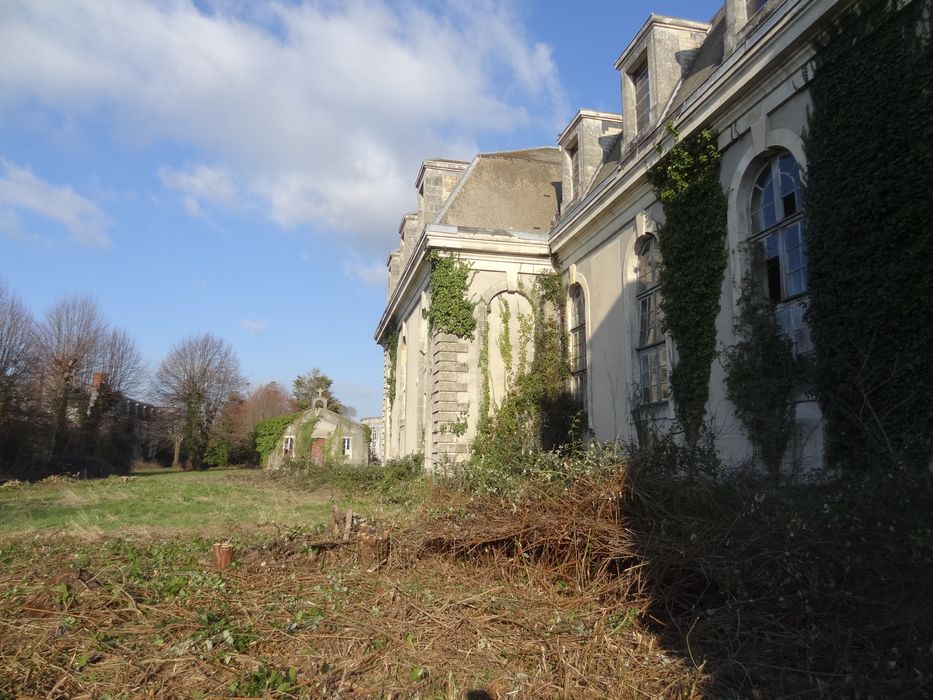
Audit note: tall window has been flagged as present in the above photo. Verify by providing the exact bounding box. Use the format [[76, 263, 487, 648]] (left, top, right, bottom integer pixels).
[[568, 285, 587, 405], [746, 0, 768, 22], [342, 437, 352, 456], [749, 152, 811, 353], [635, 235, 669, 404], [633, 61, 650, 133], [567, 139, 580, 200]]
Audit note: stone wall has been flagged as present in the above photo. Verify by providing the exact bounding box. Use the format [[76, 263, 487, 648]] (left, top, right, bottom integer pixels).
[[430, 331, 472, 467]]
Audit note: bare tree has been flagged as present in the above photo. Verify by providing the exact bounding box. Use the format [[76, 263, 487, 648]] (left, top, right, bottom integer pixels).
[[217, 382, 296, 465], [0, 281, 35, 414], [97, 327, 147, 398], [243, 381, 295, 426], [35, 295, 107, 457], [0, 281, 37, 468], [152, 333, 245, 468]]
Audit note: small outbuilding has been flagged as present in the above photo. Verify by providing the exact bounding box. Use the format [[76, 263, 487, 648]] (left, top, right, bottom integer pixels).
[[265, 392, 369, 469]]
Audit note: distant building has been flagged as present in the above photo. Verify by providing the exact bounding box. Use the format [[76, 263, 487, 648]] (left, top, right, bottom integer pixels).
[[265, 393, 369, 469], [89, 372, 160, 463], [360, 416, 384, 463]]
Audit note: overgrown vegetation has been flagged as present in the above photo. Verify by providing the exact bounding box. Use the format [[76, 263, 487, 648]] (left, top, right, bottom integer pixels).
[[253, 413, 298, 463], [465, 274, 584, 494], [804, 0, 933, 472], [379, 320, 400, 407], [2, 441, 930, 697], [722, 272, 803, 478], [426, 251, 476, 339], [273, 453, 425, 507], [0, 289, 151, 480], [646, 127, 728, 451], [294, 416, 320, 459]]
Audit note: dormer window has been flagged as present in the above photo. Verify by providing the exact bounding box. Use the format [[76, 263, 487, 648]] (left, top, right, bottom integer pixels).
[[745, 0, 768, 22], [633, 60, 650, 133], [567, 139, 580, 200]]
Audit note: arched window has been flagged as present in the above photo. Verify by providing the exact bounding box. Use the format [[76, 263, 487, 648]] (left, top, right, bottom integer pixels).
[[568, 284, 587, 405], [635, 234, 669, 404], [749, 152, 810, 353]]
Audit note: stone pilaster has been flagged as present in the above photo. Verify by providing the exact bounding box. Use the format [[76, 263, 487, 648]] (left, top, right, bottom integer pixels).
[[430, 332, 471, 468]]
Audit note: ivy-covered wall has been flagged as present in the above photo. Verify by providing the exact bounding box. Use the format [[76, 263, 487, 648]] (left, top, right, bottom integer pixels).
[[646, 128, 728, 449], [468, 274, 581, 481], [427, 251, 476, 340], [804, 0, 933, 471]]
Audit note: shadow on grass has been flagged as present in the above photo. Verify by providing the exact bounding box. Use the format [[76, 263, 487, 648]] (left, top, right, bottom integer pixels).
[[624, 472, 933, 697]]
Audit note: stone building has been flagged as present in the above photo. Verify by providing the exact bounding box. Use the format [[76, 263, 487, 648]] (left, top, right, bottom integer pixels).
[[376, 0, 857, 473], [265, 394, 369, 469], [360, 416, 384, 464]]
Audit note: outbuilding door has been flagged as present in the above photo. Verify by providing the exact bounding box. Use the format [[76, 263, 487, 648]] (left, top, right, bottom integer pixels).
[[310, 438, 326, 466]]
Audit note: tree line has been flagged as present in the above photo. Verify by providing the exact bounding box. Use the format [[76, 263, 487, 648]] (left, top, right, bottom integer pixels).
[[0, 280, 352, 479]]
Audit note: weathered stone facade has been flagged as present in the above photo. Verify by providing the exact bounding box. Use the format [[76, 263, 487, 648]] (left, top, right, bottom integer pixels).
[[377, 0, 858, 474]]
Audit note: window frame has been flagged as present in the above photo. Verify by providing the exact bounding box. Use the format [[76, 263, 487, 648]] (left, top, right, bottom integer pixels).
[[567, 138, 580, 201], [748, 152, 812, 355], [341, 436, 352, 456], [634, 234, 670, 405], [568, 284, 587, 407], [632, 60, 650, 134], [745, 0, 769, 23]]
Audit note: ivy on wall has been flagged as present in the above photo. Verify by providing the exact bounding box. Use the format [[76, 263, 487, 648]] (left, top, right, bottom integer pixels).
[[469, 274, 581, 482], [427, 251, 476, 339], [723, 272, 802, 479], [803, 0, 933, 471], [380, 321, 399, 407], [646, 127, 728, 448], [253, 412, 299, 463], [295, 415, 320, 459]]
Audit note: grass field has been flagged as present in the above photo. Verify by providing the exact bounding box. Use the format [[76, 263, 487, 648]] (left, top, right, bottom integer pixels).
[[0, 465, 929, 698], [0, 467, 383, 537]]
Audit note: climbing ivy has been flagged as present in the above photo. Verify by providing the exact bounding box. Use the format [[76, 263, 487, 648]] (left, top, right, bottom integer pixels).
[[253, 412, 299, 463], [427, 251, 476, 339], [723, 271, 803, 479], [467, 273, 582, 487], [380, 321, 399, 407], [497, 298, 514, 391], [646, 127, 728, 449], [295, 415, 320, 459], [803, 0, 933, 471]]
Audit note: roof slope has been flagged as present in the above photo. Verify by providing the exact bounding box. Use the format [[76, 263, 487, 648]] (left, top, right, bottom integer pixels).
[[438, 148, 561, 232]]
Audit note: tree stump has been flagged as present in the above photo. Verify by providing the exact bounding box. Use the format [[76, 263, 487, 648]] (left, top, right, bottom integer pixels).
[[213, 542, 233, 570]]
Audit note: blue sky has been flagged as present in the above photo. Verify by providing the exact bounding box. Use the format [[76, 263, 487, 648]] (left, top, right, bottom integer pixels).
[[0, 0, 721, 418]]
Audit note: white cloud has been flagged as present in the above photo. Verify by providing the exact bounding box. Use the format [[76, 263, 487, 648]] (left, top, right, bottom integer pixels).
[[0, 0, 566, 248], [0, 158, 111, 246], [182, 195, 201, 218], [343, 255, 387, 286], [159, 164, 238, 217], [240, 318, 267, 334]]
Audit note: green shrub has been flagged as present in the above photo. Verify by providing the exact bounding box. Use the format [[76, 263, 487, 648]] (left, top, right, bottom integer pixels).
[[252, 413, 298, 462], [275, 454, 426, 506]]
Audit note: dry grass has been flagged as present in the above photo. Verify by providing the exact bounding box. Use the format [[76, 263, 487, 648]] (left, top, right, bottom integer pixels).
[[1, 463, 930, 698], [0, 470, 705, 699]]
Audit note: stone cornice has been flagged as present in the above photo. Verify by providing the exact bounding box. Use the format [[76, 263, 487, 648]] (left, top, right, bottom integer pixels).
[[374, 225, 551, 343]]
